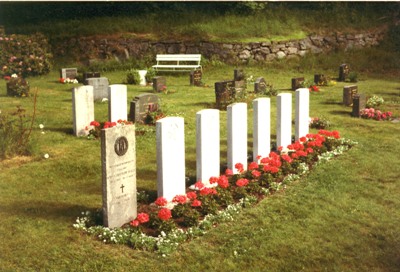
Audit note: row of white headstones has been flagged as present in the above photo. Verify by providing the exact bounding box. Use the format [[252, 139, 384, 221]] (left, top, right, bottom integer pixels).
[[72, 85, 310, 227]]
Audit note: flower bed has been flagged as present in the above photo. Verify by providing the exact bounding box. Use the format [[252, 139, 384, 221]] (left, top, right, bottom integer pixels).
[[360, 108, 393, 121], [74, 130, 357, 255]]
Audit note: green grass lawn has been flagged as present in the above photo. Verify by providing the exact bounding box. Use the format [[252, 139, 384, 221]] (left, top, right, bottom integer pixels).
[[0, 60, 399, 271]]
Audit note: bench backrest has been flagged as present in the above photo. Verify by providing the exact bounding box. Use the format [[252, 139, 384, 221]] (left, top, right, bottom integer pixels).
[[156, 54, 201, 62]]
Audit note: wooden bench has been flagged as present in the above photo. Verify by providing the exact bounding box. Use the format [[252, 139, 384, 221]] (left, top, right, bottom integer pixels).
[[152, 54, 202, 72]]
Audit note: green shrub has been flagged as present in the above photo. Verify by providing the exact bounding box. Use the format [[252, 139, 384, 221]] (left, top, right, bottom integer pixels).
[[0, 33, 52, 77], [126, 69, 140, 84], [145, 67, 157, 83], [6, 76, 30, 97]]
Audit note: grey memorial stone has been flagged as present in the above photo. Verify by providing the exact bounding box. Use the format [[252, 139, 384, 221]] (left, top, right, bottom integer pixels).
[[343, 85, 358, 106], [352, 94, 366, 117], [85, 77, 109, 101], [215, 80, 235, 110], [339, 64, 350, 82], [101, 124, 137, 228], [254, 77, 267, 93], [291, 77, 305, 91], [190, 70, 202, 86], [128, 93, 160, 123], [60, 68, 78, 79], [152, 76, 167, 93], [234, 69, 245, 81], [83, 72, 101, 82]]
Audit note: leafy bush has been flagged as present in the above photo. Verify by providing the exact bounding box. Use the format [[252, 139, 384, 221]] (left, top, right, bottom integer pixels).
[[145, 67, 157, 83], [6, 75, 30, 97], [0, 33, 52, 77], [126, 69, 140, 84], [366, 95, 384, 109]]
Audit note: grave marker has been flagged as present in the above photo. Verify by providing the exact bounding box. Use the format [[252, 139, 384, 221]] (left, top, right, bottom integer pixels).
[[83, 72, 101, 82], [60, 68, 77, 79], [314, 74, 327, 85], [215, 80, 235, 110], [234, 69, 245, 81], [85, 77, 109, 101], [152, 76, 166, 93], [352, 94, 367, 117], [138, 70, 147, 86], [227, 103, 248, 174], [196, 109, 220, 185], [253, 98, 270, 161], [72, 86, 94, 137], [190, 70, 202, 86], [254, 77, 267, 93], [343, 85, 358, 106], [108, 84, 127, 122], [128, 93, 160, 123], [277, 93, 292, 148], [101, 124, 136, 228], [156, 117, 186, 201], [339, 64, 350, 82], [295, 88, 310, 141], [291, 77, 305, 91]]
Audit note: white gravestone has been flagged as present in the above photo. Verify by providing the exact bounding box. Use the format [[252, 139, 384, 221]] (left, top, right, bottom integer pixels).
[[72, 86, 94, 137], [277, 93, 292, 148], [60, 68, 77, 79], [86, 77, 109, 101], [138, 70, 147, 86], [253, 98, 270, 161], [108, 84, 128, 122], [101, 124, 137, 228], [196, 109, 220, 186], [227, 103, 248, 174], [156, 117, 186, 201], [295, 88, 310, 141]]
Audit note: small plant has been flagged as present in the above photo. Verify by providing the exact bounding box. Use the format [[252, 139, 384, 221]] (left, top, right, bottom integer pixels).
[[309, 117, 331, 129], [348, 72, 358, 83], [360, 108, 393, 121], [144, 110, 166, 125], [126, 69, 140, 85], [86, 119, 132, 140], [6, 74, 30, 97], [366, 95, 384, 109], [145, 67, 157, 84]]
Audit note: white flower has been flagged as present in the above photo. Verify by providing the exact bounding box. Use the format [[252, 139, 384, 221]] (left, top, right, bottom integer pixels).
[[11, 73, 18, 78], [44, 153, 49, 159], [39, 124, 44, 129], [101, 98, 108, 102]]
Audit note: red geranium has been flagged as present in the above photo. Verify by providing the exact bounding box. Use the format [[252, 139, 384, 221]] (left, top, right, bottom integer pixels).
[[218, 175, 229, 189], [194, 181, 205, 189], [172, 195, 187, 204], [186, 191, 197, 200], [209, 176, 219, 184], [191, 199, 202, 207], [235, 163, 244, 173], [225, 169, 233, 176], [236, 178, 249, 187], [158, 208, 172, 221], [130, 219, 140, 227], [136, 213, 149, 224], [155, 197, 168, 207], [248, 162, 259, 170]]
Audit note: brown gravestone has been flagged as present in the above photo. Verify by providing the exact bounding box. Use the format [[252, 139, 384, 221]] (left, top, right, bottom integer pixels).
[[352, 94, 367, 117], [339, 64, 350, 82], [60, 68, 78, 79], [314, 74, 327, 86], [254, 77, 267, 94], [343, 85, 358, 106], [83, 72, 101, 82], [129, 93, 160, 123], [152, 76, 167, 93], [234, 69, 245, 81], [291, 77, 305, 91], [190, 70, 202, 86], [215, 80, 235, 110]]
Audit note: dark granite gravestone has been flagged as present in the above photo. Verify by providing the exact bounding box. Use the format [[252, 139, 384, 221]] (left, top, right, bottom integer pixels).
[[254, 77, 267, 94], [85, 77, 109, 101], [343, 85, 358, 106], [152, 76, 167, 93], [352, 94, 367, 117], [60, 68, 78, 79], [128, 93, 160, 123], [291, 77, 305, 91], [215, 80, 235, 110], [234, 69, 245, 81], [339, 64, 350, 82], [83, 72, 101, 82], [190, 70, 202, 86], [314, 74, 327, 85]]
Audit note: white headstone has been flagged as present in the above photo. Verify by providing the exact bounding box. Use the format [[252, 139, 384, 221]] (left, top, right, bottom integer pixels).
[[156, 117, 186, 201], [108, 84, 127, 122], [72, 86, 94, 137], [295, 88, 310, 141], [196, 109, 220, 186], [101, 124, 136, 228], [86, 77, 109, 101], [227, 103, 247, 174], [138, 70, 147, 86], [277, 93, 292, 148], [60, 68, 77, 79], [253, 98, 270, 161]]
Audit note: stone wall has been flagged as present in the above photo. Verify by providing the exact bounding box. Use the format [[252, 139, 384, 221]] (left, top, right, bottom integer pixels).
[[53, 29, 386, 64]]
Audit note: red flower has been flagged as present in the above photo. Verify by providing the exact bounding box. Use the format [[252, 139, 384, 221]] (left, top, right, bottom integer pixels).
[[186, 191, 197, 200], [281, 154, 292, 163], [218, 175, 229, 189], [251, 170, 261, 178], [158, 208, 172, 221], [59, 78, 65, 83], [130, 219, 140, 227], [194, 181, 205, 189], [155, 197, 168, 207], [236, 178, 249, 187], [235, 163, 244, 173], [172, 194, 187, 204], [191, 199, 202, 207], [90, 121, 100, 127], [200, 187, 217, 196], [4, 75, 10, 80], [248, 162, 259, 170], [136, 213, 149, 224], [225, 169, 233, 176], [209, 176, 219, 184]]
